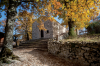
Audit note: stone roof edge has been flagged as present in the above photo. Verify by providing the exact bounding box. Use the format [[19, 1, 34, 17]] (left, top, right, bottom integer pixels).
[[33, 16, 66, 29], [52, 20, 66, 29]]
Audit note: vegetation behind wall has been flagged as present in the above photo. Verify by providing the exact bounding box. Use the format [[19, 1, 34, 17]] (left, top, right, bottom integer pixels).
[[86, 21, 100, 34]]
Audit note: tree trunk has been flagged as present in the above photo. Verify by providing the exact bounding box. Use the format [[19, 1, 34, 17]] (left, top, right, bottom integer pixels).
[[68, 18, 76, 37], [76, 29, 79, 35], [25, 31, 29, 40], [0, 0, 18, 58], [27, 33, 29, 40], [25, 25, 29, 40]]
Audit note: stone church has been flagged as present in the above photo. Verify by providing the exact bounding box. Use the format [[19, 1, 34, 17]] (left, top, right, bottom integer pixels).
[[32, 14, 67, 40]]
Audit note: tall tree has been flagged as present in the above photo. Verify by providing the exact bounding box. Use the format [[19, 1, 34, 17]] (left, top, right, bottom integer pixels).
[[49, 0, 100, 37], [0, 0, 21, 60], [17, 11, 35, 40]]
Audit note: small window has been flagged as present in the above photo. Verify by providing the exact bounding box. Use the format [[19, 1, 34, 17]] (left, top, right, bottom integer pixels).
[[47, 30, 49, 33]]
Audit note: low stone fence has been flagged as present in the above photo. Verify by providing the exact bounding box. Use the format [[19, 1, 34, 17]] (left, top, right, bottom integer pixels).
[[48, 39, 100, 66]]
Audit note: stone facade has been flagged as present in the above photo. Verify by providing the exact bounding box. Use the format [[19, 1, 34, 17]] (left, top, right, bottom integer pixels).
[[52, 22, 67, 40], [32, 19, 67, 40], [32, 21, 40, 39], [48, 40, 100, 66]]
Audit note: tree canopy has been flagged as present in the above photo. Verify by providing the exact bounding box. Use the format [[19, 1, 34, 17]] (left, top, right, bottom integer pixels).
[[49, 0, 100, 36], [55, 0, 100, 28]]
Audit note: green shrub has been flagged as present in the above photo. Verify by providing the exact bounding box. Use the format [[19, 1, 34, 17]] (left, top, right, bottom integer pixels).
[[86, 21, 100, 34]]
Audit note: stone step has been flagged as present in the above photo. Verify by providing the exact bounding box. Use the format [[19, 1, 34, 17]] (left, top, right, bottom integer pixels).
[[18, 46, 47, 48], [21, 39, 49, 43], [21, 41, 48, 44], [19, 44, 47, 47], [18, 39, 49, 49]]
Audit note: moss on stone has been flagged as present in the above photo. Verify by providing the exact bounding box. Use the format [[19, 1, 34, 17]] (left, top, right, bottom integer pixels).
[[1, 48, 12, 57], [0, 47, 19, 64], [11, 54, 19, 60], [0, 57, 12, 64], [0, 54, 19, 64]]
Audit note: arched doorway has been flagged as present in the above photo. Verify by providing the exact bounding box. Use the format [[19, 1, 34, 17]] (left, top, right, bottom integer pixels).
[[41, 30, 44, 38]]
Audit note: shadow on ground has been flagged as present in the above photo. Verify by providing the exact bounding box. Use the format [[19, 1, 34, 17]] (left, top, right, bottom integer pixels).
[[13, 39, 81, 66], [23, 48, 73, 66]]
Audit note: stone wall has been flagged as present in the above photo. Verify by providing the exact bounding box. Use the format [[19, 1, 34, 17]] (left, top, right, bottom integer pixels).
[[48, 40, 100, 66], [32, 21, 40, 40], [44, 20, 53, 39], [32, 19, 67, 40], [32, 20, 53, 39], [52, 22, 67, 40]]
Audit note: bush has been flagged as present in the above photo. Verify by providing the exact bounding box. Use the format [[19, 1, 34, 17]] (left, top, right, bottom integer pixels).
[[86, 21, 100, 34]]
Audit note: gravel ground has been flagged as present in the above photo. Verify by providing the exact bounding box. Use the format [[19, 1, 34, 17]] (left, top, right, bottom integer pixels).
[[0, 48, 75, 66]]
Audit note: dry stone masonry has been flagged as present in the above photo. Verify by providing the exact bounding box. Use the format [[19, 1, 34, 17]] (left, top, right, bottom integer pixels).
[[48, 39, 100, 66], [32, 20, 67, 40]]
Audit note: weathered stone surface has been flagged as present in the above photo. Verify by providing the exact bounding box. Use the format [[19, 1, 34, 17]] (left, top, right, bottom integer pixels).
[[32, 21, 40, 40], [48, 41, 100, 66], [32, 18, 67, 40]]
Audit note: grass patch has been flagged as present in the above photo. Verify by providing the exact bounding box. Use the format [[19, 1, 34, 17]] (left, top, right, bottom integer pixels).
[[62, 34, 100, 42]]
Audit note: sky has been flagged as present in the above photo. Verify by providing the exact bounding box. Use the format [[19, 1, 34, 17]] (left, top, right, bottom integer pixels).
[[0, 11, 6, 21]]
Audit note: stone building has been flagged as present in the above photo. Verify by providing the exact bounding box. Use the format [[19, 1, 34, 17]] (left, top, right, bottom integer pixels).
[[32, 12, 68, 40], [32, 19, 68, 40]]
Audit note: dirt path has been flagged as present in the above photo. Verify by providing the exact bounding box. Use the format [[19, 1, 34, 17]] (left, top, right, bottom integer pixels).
[[0, 48, 75, 66], [0, 39, 78, 66]]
